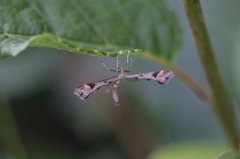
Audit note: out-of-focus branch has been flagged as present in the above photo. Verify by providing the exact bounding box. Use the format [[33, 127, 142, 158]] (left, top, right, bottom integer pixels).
[[183, 0, 239, 150]]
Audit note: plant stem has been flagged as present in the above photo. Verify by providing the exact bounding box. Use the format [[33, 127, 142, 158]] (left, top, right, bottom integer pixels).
[[0, 89, 27, 159], [183, 0, 239, 150]]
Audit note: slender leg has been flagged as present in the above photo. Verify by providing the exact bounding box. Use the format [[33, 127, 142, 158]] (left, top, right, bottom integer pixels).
[[124, 53, 135, 72], [116, 56, 119, 71], [127, 52, 130, 64]]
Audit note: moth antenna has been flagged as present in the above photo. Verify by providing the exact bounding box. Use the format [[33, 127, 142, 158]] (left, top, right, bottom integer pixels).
[[98, 57, 116, 72]]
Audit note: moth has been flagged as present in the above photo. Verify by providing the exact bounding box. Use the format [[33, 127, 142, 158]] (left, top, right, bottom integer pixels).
[[74, 68, 174, 106]]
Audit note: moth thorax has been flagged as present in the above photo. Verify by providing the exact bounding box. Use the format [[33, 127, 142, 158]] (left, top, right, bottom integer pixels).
[[117, 68, 127, 78]]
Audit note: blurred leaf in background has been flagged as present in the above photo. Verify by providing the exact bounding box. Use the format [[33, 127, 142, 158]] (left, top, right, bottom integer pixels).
[[217, 151, 240, 159], [232, 27, 240, 106], [0, 0, 182, 60], [148, 143, 223, 159]]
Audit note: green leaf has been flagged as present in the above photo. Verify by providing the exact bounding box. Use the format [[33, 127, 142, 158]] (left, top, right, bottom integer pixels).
[[217, 151, 240, 159], [148, 143, 224, 159], [0, 0, 182, 60]]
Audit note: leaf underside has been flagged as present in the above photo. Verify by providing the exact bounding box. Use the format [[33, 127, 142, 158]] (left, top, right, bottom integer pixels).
[[0, 0, 182, 60]]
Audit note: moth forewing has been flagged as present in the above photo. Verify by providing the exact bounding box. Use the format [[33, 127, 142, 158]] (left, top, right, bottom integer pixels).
[[155, 70, 174, 84], [74, 84, 93, 100], [74, 72, 126, 100], [124, 72, 153, 80], [125, 70, 174, 84], [74, 77, 119, 100]]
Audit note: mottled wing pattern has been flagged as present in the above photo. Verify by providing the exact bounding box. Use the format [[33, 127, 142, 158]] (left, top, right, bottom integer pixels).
[[74, 76, 120, 100], [125, 70, 174, 84], [74, 69, 174, 106]]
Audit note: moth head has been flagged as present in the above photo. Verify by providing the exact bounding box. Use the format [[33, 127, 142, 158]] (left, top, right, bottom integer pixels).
[[73, 84, 93, 100], [156, 70, 174, 84]]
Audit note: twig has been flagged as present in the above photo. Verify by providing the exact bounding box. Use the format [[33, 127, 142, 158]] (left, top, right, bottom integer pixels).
[[183, 0, 239, 150]]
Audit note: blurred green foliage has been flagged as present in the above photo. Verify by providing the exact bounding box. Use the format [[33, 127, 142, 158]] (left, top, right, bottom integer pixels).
[[0, 0, 182, 59], [148, 143, 223, 159], [0, 0, 240, 159], [217, 151, 240, 159]]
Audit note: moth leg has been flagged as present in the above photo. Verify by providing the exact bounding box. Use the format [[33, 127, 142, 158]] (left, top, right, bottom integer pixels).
[[98, 57, 116, 72], [116, 55, 119, 70], [123, 53, 135, 72]]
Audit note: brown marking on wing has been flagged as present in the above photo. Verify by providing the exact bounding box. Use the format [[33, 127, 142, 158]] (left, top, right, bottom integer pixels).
[[152, 71, 160, 78], [88, 83, 96, 89]]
